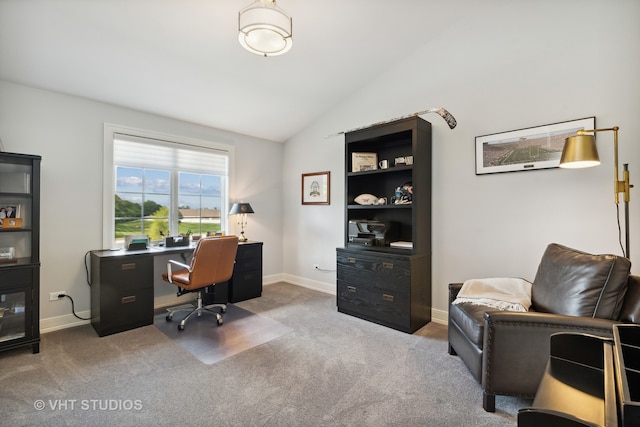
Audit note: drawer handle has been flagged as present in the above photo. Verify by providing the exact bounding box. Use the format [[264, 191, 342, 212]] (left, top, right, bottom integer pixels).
[[383, 262, 394, 269], [347, 286, 356, 292], [383, 294, 394, 302], [122, 295, 136, 304], [121, 263, 136, 271], [347, 257, 356, 264]]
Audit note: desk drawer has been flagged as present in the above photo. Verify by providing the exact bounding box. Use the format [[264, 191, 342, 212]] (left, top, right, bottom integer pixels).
[[237, 243, 262, 259], [93, 287, 153, 337], [337, 279, 410, 327], [100, 256, 153, 291], [337, 251, 410, 292]]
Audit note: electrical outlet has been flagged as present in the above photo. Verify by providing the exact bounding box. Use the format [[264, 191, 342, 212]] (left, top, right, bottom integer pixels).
[[313, 264, 319, 269], [49, 291, 66, 301]]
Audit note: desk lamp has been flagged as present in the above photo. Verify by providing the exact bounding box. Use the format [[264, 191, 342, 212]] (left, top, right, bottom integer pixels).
[[229, 202, 255, 242], [560, 126, 633, 257]]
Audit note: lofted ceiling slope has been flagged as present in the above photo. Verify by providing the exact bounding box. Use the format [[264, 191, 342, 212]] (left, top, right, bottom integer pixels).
[[0, 0, 472, 142]]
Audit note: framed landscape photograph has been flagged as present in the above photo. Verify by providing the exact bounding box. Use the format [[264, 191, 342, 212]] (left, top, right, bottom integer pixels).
[[302, 171, 330, 205], [475, 117, 595, 175]]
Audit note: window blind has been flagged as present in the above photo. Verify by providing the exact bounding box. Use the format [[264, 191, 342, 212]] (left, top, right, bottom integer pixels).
[[113, 133, 228, 175]]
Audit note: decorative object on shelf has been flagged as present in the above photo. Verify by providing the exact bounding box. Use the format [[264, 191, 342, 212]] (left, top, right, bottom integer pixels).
[[326, 107, 457, 138], [354, 193, 378, 205], [238, 0, 292, 57], [301, 171, 330, 205], [475, 117, 595, 175], [0, 204, 21, 219], [0, 217, 22, 229], [392, 182, 413, 205], [0, 247, 16, 263], [560, 125, 633, 258], [229, 202, 255, 242], [352, 152, 377, 172], [378, 159, 389, 169]]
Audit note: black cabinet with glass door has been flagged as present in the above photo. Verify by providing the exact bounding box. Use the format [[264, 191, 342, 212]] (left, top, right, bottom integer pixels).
[[0, 152, 41, 354]]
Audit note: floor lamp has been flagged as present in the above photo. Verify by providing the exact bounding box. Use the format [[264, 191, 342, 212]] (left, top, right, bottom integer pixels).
[[560, 126, 633, 258]]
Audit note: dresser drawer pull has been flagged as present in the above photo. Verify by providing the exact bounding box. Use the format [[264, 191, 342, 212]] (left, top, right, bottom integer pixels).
[[121, 295, 136, 304], [382, 294, 394, 302], [347, 257, 356, 264], [347, 286, 356, 292], [121, 263, 136, 271], [383, 262, 394, 269]]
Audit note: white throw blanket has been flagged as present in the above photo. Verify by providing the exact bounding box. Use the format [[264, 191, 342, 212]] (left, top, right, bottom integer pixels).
[[453, 277, 532, 312]]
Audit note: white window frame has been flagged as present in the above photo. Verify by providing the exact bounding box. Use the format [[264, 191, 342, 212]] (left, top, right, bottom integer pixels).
[[103, 123, 235, 248]]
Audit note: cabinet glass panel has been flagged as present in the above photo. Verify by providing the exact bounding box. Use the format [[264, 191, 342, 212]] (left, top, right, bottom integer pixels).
[[0, 290, 26, 342], [0, 163, 31, 194]]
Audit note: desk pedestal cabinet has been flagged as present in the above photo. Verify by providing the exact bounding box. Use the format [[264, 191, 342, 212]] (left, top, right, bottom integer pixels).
[[201, 241, 263, 304], [90, 253, 155, 337], [90, 241, 263, 337]]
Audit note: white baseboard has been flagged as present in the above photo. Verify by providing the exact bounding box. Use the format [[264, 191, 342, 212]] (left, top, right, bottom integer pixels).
[[40, 311, 91, 334], [40, 274, 447, 333]]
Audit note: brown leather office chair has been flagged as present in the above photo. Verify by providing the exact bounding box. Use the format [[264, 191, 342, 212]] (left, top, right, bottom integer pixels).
[[161, 236, 239, 331]]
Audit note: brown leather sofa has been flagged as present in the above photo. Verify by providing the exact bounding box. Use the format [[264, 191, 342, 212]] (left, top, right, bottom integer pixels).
[[448, 243, 639, 412]]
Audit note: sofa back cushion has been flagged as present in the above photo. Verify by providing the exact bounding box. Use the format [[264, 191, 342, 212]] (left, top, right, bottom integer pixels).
[[620, 275, 640, 323], [532, 243, 631, 319]]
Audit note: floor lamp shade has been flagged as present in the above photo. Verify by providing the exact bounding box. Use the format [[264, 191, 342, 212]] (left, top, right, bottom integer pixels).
[[560, 134, 601, 168]]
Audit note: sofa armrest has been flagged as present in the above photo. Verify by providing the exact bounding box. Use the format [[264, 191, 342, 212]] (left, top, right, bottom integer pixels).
[[481, 310, 617, 399], [449, 283, 463, 304]]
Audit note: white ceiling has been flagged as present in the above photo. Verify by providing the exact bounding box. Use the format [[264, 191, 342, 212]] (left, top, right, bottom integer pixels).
[[0, 0, 470, 142]]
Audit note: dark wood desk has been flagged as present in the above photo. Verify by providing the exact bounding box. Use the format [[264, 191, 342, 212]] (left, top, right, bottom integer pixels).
[[90, 241, 262, 337]]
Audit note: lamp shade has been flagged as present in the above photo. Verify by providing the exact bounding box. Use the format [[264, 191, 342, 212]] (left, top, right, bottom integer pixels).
[[229, 203, 255, 215], [559, 134, 601, 169], [238, 0, 292, 57]]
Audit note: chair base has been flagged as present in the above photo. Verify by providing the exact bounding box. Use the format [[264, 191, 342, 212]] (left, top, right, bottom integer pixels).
[[166, 290, 226, 331]]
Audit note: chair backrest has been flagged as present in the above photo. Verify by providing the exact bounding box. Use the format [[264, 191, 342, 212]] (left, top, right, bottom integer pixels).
[[187, 236, 239, 289]]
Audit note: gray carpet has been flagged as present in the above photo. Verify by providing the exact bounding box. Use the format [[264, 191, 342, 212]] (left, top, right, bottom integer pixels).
[[154, 304, 293, 364], [0, 282, 529, 426]]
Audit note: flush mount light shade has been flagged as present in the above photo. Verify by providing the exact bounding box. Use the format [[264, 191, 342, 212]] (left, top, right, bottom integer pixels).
[[559, 134, 601, 169], [238, 0, 292, 57]]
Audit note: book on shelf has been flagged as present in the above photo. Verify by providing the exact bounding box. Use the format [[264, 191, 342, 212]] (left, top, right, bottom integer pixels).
[[390, 241, 412, 249]]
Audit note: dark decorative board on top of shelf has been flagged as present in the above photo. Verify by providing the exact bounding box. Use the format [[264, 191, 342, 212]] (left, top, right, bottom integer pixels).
[[0, 152, 41, 354], [337, 117, 432, 333]]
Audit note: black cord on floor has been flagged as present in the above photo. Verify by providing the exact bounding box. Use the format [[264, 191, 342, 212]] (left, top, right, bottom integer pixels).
[[59, 294, 91, 320]]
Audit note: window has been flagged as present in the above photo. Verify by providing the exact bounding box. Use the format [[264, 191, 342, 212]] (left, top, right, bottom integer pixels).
[[103, 125, 233, 248]]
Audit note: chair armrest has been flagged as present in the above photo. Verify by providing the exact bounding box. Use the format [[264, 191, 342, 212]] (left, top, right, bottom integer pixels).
[[166, 259, 190, 284], [481, 310, 618, 398], [449, 283, 463, 304]]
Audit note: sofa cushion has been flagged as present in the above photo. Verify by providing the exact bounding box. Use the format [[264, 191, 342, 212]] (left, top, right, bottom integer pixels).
[[620, 275, 640, 323], [449, 302, 493, 349], [532, 243, 631, 319]]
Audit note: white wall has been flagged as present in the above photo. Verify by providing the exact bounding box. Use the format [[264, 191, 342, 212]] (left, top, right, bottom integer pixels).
[[0, 80, 284, 331], [282, 0, 640, 323]]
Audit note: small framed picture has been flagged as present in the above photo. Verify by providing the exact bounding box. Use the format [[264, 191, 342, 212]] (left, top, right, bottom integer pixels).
[[475, 117, 595, 175], [302, 171, 330, 205], [0, 205, 20, 219]]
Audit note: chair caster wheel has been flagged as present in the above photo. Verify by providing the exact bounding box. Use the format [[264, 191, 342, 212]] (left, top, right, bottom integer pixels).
[[221, 307, 227, 313], [217, 317, 223, 326], [166, 314, 173, 321], [178, 324, 185, 331]]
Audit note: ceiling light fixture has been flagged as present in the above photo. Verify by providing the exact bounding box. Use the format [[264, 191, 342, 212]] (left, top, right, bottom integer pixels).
[[238, 0, 292, 57]]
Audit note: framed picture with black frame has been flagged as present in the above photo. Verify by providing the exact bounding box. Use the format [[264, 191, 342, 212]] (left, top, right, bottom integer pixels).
[[475, 117, 595, 175]]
